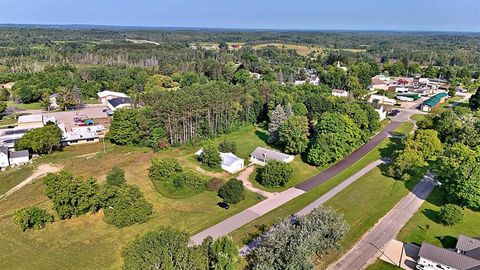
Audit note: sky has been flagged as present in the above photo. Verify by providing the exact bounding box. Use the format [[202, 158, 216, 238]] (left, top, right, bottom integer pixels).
[[0, 0, 479, 32]]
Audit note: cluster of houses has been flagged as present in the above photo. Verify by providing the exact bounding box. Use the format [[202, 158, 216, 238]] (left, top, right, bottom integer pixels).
[[416, 235, 480, 270], [294, 68, 321, 86], [195, 146, 294, 174]]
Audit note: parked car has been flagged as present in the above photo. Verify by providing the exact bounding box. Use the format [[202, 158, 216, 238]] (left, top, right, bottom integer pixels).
[[217, 202, 230, 210], [105, 110, 114, 116]]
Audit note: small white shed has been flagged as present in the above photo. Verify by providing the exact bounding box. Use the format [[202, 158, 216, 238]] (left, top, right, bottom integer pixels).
[[220, 152, 244, 174], [8, 150, 29, 166]]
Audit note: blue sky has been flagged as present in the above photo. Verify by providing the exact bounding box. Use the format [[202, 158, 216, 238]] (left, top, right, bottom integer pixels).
[[1, 0, 479, 32]]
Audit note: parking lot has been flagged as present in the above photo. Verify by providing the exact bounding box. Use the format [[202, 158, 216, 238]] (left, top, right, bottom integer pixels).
[[21, 104, 109, 131]]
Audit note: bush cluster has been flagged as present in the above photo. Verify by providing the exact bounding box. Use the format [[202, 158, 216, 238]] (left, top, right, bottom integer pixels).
[[218, 178, 245, 204], [13, 207, 54, 231], [256, 161, 293, 188], [438, 204, 464, 226], [218, 141, 237, 154], [198, 146, 221, 168], [149, 157, 206, 198]]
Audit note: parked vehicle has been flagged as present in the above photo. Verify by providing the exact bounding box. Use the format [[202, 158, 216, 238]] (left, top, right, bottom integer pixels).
[[217, 202, 230, 209]]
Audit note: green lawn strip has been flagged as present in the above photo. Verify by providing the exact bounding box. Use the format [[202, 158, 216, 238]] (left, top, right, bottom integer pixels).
[[313, 167, 416, 269], [410, 114, 426, 122], [6, 101, 43, 110], [441, 96, 462, 108], [391, 122, 414, 136], [397, 188, 480, 248], [365, 259, 402, 270], [0, 116, 18, 126], [0, 165, 35, 195]]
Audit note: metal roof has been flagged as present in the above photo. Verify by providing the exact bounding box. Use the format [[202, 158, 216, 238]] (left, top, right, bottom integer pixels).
[[9, 150, 29, 159], [0, 146, 8, 155], [250, 147, 293, 162], [419, 242, 480, 269], [107, 97, 132, 108]]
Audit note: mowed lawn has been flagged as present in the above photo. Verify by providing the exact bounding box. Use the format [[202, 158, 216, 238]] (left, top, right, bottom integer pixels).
[[229, 123, 413, 246], [366, 260, 402, 270], [0, 126, 286, 269], [312, 167, 416, 268], [397, 188, 480, 249]]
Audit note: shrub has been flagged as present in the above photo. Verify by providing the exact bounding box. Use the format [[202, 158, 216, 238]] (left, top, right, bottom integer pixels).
[[256, 161, 293, 188], [148, 157, 182, 181], [153, 170, 207, 198], [198, 145, 221, 168], [13, 207, 54, 231], [218, 179, 245, 204], [438, 204, 464, 226], [15, 122, 62, 154], [43, 171, 102, 219], [218, 141, 237, 154], [122, 227, 207, 270], [105, 166, 126, 187], [206, 236, 241, 270], [103, 185, 153, 228], [206, 177, 224, 191]]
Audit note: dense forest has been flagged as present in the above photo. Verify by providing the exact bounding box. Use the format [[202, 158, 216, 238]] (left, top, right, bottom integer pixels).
[[1, 27, 479, 154]]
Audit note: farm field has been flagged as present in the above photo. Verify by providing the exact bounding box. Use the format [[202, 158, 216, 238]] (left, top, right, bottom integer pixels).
[[0, 125, 317, 269]]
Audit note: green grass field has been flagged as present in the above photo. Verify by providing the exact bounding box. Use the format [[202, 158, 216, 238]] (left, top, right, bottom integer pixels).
[[366, 260, 402, 270], [6, 101, 43, 110], [0, 125, 318, 269], [397, 188, 480, 249], [410, 114, 426, 122], [229, 123, 413, 246]]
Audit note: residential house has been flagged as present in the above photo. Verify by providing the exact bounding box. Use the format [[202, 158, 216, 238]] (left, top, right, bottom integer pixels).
[[250, 147, 294, 165], [97, 91, 129, 105], [0, 147, 8, 168], [416, 235, 480, 270], [332, 89, 349, 98], [49, 93, 59, 110], [62, 126, 102, 146], [371, 101, 387, 121], [8, 150, 29, 166]]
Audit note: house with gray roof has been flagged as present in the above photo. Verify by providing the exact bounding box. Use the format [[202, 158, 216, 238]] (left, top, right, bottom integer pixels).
[[417, 235, 480, 270], [250, 147, 294, 166], [8, 150, 30, 166]]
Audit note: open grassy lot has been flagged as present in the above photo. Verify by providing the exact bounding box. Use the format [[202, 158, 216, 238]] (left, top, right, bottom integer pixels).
[[6, 100, 43, 110], [0, 165, 35, 195], [254, 43, 325, 56], [366, 260, 402, 270], [410, 114, 426, 122], [391, 122, 414, 136], [0, 125, 318, 269], [0, 115, 18, 127], [397, 188, 480, 249]]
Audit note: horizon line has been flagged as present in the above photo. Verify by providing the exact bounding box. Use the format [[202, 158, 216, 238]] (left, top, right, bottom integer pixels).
[[1, 23, 479, 34]]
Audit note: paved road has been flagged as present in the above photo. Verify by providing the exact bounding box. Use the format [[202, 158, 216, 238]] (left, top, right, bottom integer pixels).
[[239, 159, 385, 255], [191, 111, 415, 245], [296, 119, 401, 191], [330, 173, 437, 270]]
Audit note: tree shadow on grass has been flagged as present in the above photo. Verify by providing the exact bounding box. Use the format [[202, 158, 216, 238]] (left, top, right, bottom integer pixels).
[[243, 223, 268, 245], [255, 130, 269, 144], [422, 209, 440, 224], [435, 235, 457, 248]]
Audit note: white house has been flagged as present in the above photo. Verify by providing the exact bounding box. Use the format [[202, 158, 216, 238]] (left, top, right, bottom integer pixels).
[[62, 126, 101, 146], [97, 91, 129, 105], [250, 147, 294, 166], [220, 152, 244, 173], [416, 236, 480, 270], [375, 105, 387, 121], [49, 93, 59, 110], [8, 150, 30, 166], [0, 147, 9, 168]]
